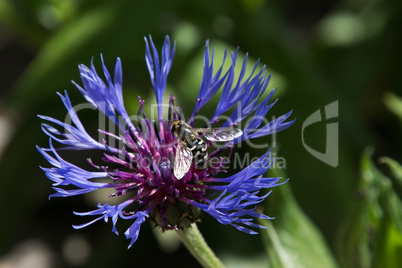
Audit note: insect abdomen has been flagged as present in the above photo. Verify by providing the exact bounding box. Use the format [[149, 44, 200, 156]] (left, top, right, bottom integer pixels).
[[171, 121, 208, 169], [187, 137, 208, 168]]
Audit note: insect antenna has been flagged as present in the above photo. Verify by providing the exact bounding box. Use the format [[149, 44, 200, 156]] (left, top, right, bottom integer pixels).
[[175, 106, 184, 121]]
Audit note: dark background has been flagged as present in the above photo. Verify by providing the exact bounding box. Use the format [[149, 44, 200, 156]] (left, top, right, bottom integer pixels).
[[0, 0, 401, 267]]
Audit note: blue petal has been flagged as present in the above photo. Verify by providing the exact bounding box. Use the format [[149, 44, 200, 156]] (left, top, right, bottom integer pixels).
[[38, 91, 105, 150], [144, 35, 176, 121], [212, 53, 266, 122], [37, 140, 112, 198], [186, 42, 295, 143], [221, 81, 275, 128], [73, 200, 135, 235], [124, 211, 148, 249], [73, 57, 133, 130], [248, 110, 296, 139], [51, 187, 94, 198], [100, 56, 133, 129], [191, 42, 229, 118]]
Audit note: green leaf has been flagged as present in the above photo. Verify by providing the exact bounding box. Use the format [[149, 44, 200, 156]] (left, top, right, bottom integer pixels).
[[383, 92, 402, 121], [384, 185, 402, 234], [371, 221, 402, 268], [380, 157, 402, 187], [336, 148, 383, 268], [336, 148, 402, 268], [377, 156, 402, 233], [371, 183, 402, 268], [260, 168, 338, 268]]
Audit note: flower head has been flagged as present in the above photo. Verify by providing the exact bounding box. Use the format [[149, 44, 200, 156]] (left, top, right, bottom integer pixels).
[[38, 35, 295, 248]]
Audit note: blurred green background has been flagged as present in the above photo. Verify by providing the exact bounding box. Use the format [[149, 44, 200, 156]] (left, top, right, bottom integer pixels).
[[0, 0, 401, 267]]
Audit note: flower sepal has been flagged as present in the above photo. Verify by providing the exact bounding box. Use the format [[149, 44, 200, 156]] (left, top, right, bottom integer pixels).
[[150, 199, 203, 231]]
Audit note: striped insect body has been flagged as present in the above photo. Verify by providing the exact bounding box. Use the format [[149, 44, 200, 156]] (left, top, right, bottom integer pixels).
[[171, 120, 242, 179]]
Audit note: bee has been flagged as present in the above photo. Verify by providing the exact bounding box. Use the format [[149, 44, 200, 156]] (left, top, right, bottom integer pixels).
[[171, 120, 243, 179]]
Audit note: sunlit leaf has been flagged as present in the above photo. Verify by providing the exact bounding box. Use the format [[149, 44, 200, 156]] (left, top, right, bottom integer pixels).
[[261, 169, 338, 268], [337, 148, 402, 268], [383, 92, 402, 121], [380, 157, 402, 186]]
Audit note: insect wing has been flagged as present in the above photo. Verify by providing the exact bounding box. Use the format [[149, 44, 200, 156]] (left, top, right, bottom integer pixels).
[[174, 142, 193, 180], [196, 127, 243, 142]]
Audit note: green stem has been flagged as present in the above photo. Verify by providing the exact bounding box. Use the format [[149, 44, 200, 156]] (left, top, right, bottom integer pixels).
[[176, 223, 225, 268]]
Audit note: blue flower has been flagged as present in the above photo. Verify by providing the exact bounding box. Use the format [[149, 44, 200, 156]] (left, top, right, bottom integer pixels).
[[38, 35, 295, 248]]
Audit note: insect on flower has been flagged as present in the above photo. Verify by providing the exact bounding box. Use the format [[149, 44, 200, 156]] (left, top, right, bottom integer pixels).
[[171, 120, 242, 179], [38, 35, 295, 248]]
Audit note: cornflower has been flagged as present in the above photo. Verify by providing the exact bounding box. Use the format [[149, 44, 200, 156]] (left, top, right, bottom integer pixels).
[[38, 35, 295, 249]]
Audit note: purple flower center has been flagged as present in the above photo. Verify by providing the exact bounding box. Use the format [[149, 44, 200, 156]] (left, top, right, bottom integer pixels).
[[96, 96, 228, 230]]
